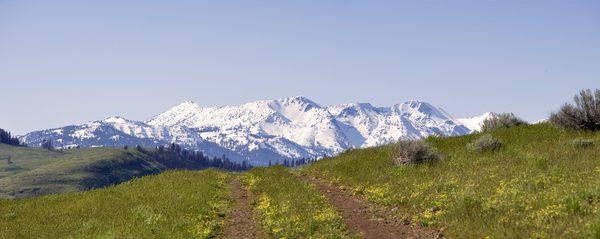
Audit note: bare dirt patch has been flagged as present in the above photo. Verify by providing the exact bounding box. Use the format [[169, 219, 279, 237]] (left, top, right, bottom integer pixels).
[[222, 177, 267, 239]]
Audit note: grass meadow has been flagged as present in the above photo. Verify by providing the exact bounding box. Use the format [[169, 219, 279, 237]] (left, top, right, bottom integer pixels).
[[304, 123, 600, 238], [0, 170, 231, 238]]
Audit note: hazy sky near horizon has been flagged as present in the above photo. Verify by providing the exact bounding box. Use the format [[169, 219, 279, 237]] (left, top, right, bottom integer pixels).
[[1, 1, 599, 134]]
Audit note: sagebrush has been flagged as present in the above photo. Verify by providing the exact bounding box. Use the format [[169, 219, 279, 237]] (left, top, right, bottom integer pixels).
[[393, 140, 441, 165], [467, 134, 502, 153], [481, 113, 528, 132], [550, 89, 600, 131]]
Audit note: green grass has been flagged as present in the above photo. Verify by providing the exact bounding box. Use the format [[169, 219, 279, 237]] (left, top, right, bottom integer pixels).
[[303, 123, 600, 238], [0, 145, 167, 198], [244, 166, 354, 238], [0, 169, 231, 238], [0, 144, 64, 178]]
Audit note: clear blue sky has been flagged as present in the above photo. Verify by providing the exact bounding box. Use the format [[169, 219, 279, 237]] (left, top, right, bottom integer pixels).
[[1, 0, 598, 134]]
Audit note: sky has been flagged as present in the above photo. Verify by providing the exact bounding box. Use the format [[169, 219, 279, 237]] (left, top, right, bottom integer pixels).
[[1, 0, 599, 135]]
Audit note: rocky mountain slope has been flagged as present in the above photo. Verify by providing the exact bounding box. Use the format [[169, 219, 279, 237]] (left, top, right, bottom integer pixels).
[[20, 96, 479, 165]]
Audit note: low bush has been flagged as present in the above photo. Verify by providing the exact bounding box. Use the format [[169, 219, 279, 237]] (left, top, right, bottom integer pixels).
[[572, 139, 594, 149], [393, 140, 441, 165], [467, 134, 502, 153], [481, 113, 528, 132], [550, 89, 600, 131]]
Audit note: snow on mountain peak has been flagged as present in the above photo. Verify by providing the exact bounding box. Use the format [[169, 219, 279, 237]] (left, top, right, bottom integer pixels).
[[146, 101, 205, 128], [393, 101, 452, 119], [457, 112, 496, 132], [103, 116, 129, 124], [328, 100, 471, 147], [170, 101, 202, 111], [21, 97, 484, 166], [277, 95, 319, 106]]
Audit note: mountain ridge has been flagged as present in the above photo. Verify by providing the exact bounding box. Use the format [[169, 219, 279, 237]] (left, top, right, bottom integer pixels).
[[20, 96, 484, 165]]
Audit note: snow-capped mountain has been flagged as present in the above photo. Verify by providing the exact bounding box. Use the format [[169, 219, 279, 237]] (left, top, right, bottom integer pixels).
[[328, 101, 471, 146], [19, 116, 167, 148], [19, 116, 245, 162], [457, 112, 496, 132], [146, 97, 351, 161], [20, 96, 478, 165]]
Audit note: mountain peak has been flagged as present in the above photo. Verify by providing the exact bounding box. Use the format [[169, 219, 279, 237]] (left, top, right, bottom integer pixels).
[[393, 100, 434, 112], [146, 101, 205, 127], [272, 96, 322, 111], [402, 100, 432, 108], [292, 95, 311, 101], [278, 95, 317, 104], [103, 116, 129, 123], [176, 100, 199, 107], [169, 101, 204, 113]]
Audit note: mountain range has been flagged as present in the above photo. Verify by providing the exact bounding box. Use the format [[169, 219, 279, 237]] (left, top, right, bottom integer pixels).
[[19, 96, 491, 165]]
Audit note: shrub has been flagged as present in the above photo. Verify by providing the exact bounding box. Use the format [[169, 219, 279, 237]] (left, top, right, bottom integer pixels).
[[41, 138, 54, 151], [481, 113, 528, 132], [572, 139, 594, 149], [467, 134, 502, 153], [393, 140, 441, 165], [550, 89, 600, 131]]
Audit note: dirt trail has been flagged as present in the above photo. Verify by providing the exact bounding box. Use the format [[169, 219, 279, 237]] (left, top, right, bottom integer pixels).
[[222, 177, 267, 239], [299, 174, 443, 239]]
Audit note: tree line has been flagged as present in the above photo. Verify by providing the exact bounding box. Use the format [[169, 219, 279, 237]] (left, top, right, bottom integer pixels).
[[132, 143, 252, 171], [134, 143, 319, 171], [0, 128, 24, 146], [270, 157, 317, 168]]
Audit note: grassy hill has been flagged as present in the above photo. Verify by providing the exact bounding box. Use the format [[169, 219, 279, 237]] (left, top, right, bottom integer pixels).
[[0, 144, 206, 199], [303, 123, 600, 238], [0, 170, 231, 238], [1, 123, 600, 238], [0, 143, 65, 178]]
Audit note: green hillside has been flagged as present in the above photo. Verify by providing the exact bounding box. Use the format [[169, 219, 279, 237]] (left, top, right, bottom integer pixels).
[[303, 123, 600, 238], [0, 143, 65, 178], [0, 145, 186, 199], [0, 170, 231, 238]]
